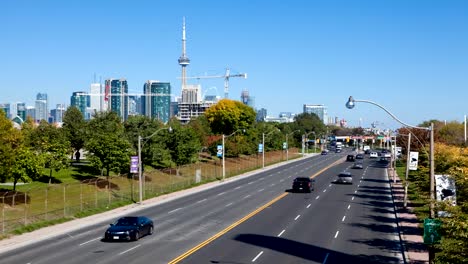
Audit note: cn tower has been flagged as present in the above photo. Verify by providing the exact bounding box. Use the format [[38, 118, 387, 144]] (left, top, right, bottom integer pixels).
[[178, 17, 190, 89]]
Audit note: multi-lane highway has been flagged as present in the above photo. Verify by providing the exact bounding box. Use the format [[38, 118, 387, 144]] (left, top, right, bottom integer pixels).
[[0, 150, 404, 264]]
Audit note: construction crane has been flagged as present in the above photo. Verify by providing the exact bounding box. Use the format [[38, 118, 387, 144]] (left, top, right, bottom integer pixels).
[[185, 68, 247, 98]]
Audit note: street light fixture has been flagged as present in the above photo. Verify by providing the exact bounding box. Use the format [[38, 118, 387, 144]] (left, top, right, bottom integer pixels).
[[303, 131, 316, 156], [346, 96, 435, 218], [138, 126, 172, 204], [222, 129, 245, 181]]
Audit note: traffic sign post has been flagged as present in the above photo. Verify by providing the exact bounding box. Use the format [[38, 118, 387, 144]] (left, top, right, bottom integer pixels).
[[423, 218, 442, 245], [130, 156, 139, 174]]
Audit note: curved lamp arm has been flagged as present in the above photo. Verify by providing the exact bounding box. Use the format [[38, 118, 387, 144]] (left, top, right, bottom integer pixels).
[[346, 96, 431, 131]]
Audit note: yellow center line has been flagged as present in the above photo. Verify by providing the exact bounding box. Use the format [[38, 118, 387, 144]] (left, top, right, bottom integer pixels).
[[168, 157, 344, 264]]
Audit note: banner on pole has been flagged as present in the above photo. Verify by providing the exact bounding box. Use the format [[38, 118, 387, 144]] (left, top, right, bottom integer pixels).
[[409, 151, 419, 170]]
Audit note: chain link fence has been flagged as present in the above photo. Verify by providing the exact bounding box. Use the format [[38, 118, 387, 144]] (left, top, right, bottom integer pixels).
[[0, 149, 301, 235]]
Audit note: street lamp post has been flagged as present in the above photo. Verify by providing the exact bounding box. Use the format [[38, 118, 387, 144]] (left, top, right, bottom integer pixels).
[[303, 131, 316, 155], [262, 129, 279, 168], [346, 96, 435, 218], [138, 126, 172, 204]]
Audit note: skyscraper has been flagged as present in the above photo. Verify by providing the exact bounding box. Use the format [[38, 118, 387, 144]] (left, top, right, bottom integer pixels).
[[89, 82, 102, 114], [0, 103, 10, 118], [303, 104, 328, 125], [16, 102, 26, 123], [35, 93, 48, 122], [105, 78, 128, 121], [71, 91, 89, 119], [51, 104, 65, 124], [142, 81, 171, 123]]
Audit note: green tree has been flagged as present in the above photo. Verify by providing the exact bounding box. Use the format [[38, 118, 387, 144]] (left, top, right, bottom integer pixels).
[[166, 121, 202, 168], [204, 99, 256, 135], [10, 147, 43, 190], [0, 109, 23, 184], [62, 106, 86, 160], [85, 111, 131, 177], [26, 120, 70, 182]]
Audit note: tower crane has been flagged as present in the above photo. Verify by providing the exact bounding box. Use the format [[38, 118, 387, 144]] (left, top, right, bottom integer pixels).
[[184, 68, 247, 98]]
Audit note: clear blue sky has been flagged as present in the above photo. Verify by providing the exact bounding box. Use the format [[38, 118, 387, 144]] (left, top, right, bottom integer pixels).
[[2, 0, 468, 129]]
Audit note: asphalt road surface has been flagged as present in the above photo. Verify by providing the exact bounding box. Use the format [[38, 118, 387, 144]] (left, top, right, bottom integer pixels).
[[0, 151, 403, 264]]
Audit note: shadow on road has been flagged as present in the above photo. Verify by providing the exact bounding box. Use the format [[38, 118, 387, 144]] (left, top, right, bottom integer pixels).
[[233, 234, 401, 264]]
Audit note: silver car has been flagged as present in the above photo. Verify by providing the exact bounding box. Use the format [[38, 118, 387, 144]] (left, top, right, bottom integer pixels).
[[335, 172, 353, 184]]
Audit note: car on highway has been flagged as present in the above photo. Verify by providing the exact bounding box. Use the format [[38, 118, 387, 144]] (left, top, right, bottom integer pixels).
[[334, 172, 353, 184], [369, 151, 378, 158], [292, 177, 315, 193], [346, 154, 355, 162], [104, 216, 154, 241], [335, 148, 342, 153], [355, 153, 364, 159], [352, 161, 363, 169], [321, 150, 328, 155]]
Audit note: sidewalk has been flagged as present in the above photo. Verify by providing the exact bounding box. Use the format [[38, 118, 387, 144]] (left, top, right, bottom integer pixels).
[[389, 169, 429, 264]]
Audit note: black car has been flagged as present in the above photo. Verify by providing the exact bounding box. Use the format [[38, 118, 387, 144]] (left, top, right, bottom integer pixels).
[[321, 150, 328, 155], [355, 153, 364, 159], [346, 154, 355, 162], [104, 216, 154, 241], [292, 177, 315, 193]]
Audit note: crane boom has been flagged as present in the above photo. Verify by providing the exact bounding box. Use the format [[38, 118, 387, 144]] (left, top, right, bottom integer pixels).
[[183, 68, 247, 98]]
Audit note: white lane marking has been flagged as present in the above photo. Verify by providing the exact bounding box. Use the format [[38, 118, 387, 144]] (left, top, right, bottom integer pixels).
[[288, 176, 292, 178], [342, 216, 346, 222], [225, 202, 233, 207], [252, 251, 264, 262], [307, 204, 311, 208], [323, 189, 326, 193], [334, 231, 340, 238], [280, 179, 285, 182], [323, 253, 330, 264], [168, 208, 182, 214], [119, 244, 141, 255], [354, 190, 357, 194], [234, 186, 241, 190], [79, 237, 101, 246], [316, 196, 320, 200], [295, 215, 301, 221], [258, 188, 265, 192], [248, 181, 254, 184], [347, 204, 351, 209], [278, 230, 286, 237], [259, 177, 264, 180], [352, 197, 355, 201], [270, 183, 275, 187], [329, 184, 332, 187], [217, 192, 226, 196], [359, 180, 362, 183], [358, 184, 360, 187], [196, 198, 207, 203], [243, 195, 251, 199]]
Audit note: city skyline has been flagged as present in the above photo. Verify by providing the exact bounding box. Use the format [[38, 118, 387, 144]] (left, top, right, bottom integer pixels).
[[2, 1, 468, 129]]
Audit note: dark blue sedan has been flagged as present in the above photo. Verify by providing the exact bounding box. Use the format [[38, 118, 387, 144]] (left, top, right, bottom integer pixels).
[[104, 216, 154, 241]]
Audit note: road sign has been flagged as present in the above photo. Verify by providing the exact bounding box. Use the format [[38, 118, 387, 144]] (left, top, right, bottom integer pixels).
[[283, 142, 287, 150], [423, 218, 442, 245], [130, 156, 139, 173], [409, 151, 419, 170], [258, 144, 263, 153], [217, 145, 223, 157]]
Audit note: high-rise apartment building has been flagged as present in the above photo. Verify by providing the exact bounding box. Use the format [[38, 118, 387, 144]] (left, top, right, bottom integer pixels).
[[105, 79, 128, 121], [51, 104, 65, 124], [0, 103, 10, 118], [16, 102, 26, 122], [89, 82, 102, 114], [35, 93, 48, 122], [256, 108, 267, 122], [71, 91, 89, 119], [303, 104, 328, 124], [142, 81, 171, 123]]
